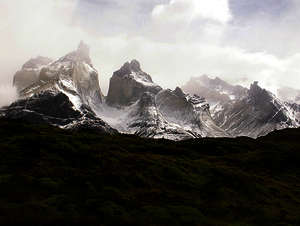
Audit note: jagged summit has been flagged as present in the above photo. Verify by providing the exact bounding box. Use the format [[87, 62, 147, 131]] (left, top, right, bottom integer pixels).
[[57, 41, 92, 65], [130, 59, 141, 72], [77, 40, 91, 64], [4, 43, 112, 134], [6, 47, 300, 140], [14, 42, 104, 108], [173, 87, 186, 98], [114, 59, 151, 81], [78, 40, 89, 54], [106, 60, 161, 106], [248, 81, 272, 104]]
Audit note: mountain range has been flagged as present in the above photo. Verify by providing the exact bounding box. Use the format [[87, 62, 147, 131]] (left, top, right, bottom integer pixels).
[[1, 42, 299, 140]]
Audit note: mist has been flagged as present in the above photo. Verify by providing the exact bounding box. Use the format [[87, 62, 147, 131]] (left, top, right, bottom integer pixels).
[[0, 85, 18, 108], [1, 0, 300, 97]]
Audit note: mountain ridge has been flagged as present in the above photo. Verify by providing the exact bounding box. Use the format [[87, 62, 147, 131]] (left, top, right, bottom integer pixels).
[[3, 42, 299, 140]]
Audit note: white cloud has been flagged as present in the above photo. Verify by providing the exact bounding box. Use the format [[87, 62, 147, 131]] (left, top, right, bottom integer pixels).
[[0, 0, 299, 99], [152, 0, 232, 24], [0, 0, 82, 83]]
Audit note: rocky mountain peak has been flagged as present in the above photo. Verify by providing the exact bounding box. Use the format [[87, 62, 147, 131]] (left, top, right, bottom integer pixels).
[[57, 41, 92, 64], [173, 87, 186, 98], [77, 41, 90, 62], [106, 60, 161, 106], [248, 81, 271, 103], [130, 59, 141, 72], [115, 59, 143, 77]]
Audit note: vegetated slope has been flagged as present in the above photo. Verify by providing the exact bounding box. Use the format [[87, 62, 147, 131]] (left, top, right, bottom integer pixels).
[[0, 119, 299, 226]]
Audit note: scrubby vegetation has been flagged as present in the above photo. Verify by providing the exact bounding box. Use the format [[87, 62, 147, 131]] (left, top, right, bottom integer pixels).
[[0, 119, 299, 225]]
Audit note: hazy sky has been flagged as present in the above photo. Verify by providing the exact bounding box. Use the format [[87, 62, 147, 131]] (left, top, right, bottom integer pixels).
[[1, 0, 300, 95]]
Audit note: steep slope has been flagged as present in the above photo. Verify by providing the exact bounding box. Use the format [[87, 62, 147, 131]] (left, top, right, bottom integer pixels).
[[1, 42, 115, 134], [156, 87, 227, 137], [106, 60, 162, 107], [7, 45, 298, 139], [19, 41, 104, 109], [183, 76, 299, 137], [0, 90, 116, 134], [213, 82, 299, 137], [124, 92, 199, 140], [99, 61, 228, 139]]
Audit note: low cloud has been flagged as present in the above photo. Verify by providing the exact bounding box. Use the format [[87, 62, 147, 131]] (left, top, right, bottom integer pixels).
[[152, 0, 232, 24]]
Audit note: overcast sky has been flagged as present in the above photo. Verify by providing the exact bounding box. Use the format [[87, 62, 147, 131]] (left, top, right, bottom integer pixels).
[[1, 0, 300, 95]]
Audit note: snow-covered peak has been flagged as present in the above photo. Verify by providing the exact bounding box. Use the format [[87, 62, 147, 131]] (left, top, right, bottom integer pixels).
[[115, 59, 151, 79], [106, 60, 162, 106]]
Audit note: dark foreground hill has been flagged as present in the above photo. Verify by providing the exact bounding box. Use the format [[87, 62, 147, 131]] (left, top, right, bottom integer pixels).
[[0, 119, 299, 226]]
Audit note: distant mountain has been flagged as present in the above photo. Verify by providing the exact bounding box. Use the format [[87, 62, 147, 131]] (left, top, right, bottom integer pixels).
[[2, 43, 299, 139], [183, 76, 300, 137], [106, 60, 162, 107], [182, 75, 248, 104], [101, 61, 228, 139], [277, 86, 300, 104], [2, 41, 115, 134]]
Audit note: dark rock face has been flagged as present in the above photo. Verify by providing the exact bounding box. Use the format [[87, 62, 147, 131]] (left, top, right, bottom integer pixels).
[[18, 41, 104, 107], [126, 92, 199, 140], [13, 56, 52, 91], [183, 76, 299, 138], [248, 82, 289, 123], [8, 46, 299, 140], [213, 82, 297, 137], [156, 88, 228, 137], [103, 62, 228, 139], [5, 42, 114, 135], [106, 60, 162, 107], [1, 91, 117, 134]]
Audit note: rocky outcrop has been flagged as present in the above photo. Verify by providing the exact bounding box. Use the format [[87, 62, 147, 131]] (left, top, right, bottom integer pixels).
[[100, 61, 229, 139], [106, 60, 162, 107], [7, 45, 299, 140], [213, 82, 299, 137], [156, 87, 228, 137], [18, 41, 104, 108], [124, 92, 198, 140], [0, 90, 117, 134], [6, 42, 113, 135]]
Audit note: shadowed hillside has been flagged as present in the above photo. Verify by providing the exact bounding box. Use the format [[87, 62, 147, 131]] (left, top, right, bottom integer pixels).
[[0, 119, 299, 225]]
